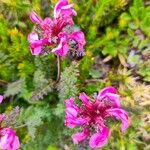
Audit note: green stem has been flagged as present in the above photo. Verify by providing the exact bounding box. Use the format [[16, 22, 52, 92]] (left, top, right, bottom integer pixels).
[[56, 55, 61, 83], [14, 124, 27, 129]]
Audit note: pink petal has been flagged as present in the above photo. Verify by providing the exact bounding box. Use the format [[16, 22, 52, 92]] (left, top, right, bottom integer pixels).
[[96, 87, 121, 108], [61, 4, 77, 16], [42, 17, 52, 24], [65, 118, 76, 128], [79, 92, 92, 108], [29, 38, 48, 55], [52, 33, 69, 56], [61, 4, 74, 9], [30, 44, 42, 55], [72, 128, 89, 144], [104, 93, 120, 107], [97, 86, 117, 99], [106, 108, 129, 132], [28, 33, 39, 43], [65, 97, 86, 129], [40, 17, 53, 30], [0, 95, 3, 104], [65, 97, 80, 111], [0, 128, 20, 150], [89, 127, 109, 148], [28, 33, 42, 55], [54, 0, 76, 18], [66, 107, 78, 118], [73, 117, 88, 126], [65, 117, 87, 128], [11, 136, 20, 150], [30, 11, 42, 24], [65, 97, 75, 107], [54, 0, 68, 18]]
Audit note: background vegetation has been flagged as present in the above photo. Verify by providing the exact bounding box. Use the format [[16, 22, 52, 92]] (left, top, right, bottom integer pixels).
[[0, 0, 150, 149]]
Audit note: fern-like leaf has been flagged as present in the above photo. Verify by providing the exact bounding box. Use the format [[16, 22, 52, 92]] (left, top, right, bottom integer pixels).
[[4, 79, 24, 97], [58, 62, 79, 102], [30, 79, 54, 101]]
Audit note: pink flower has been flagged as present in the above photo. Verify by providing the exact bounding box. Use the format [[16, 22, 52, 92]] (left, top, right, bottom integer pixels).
[[28, 1, 86, 58], [0, 95, 3, 104], [28, 14, 74, 56], [64, 86, 129, 148], [0, 128, 20, 150], [28, 11, 72, 56], [54, 0, 77, 19]]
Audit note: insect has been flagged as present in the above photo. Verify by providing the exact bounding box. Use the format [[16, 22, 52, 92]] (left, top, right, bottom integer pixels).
[[68, 39, 85, 61]]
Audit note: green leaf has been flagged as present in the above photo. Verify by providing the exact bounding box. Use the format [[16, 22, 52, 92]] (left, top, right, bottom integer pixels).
[[4, 79, 24, 97]]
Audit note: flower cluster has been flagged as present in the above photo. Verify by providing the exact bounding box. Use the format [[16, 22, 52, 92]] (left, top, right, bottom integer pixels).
[[0, 96, 20, 150], [28, 0, 86, 59], [64, 87, 129, 149]]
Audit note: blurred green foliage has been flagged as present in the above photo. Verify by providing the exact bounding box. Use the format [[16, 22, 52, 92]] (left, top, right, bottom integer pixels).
[[0, 0, 150, 149]]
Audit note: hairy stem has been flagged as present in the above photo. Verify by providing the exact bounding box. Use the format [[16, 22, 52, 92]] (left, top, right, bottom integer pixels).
[[56, 55, 61, 83], [14, 124, 27, 129]]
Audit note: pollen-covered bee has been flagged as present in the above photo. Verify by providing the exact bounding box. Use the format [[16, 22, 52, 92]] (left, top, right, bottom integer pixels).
[[68, 39, 85, 61]]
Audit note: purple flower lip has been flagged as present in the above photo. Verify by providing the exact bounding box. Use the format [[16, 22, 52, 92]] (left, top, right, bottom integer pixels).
[[64, 86, 130, 148]]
